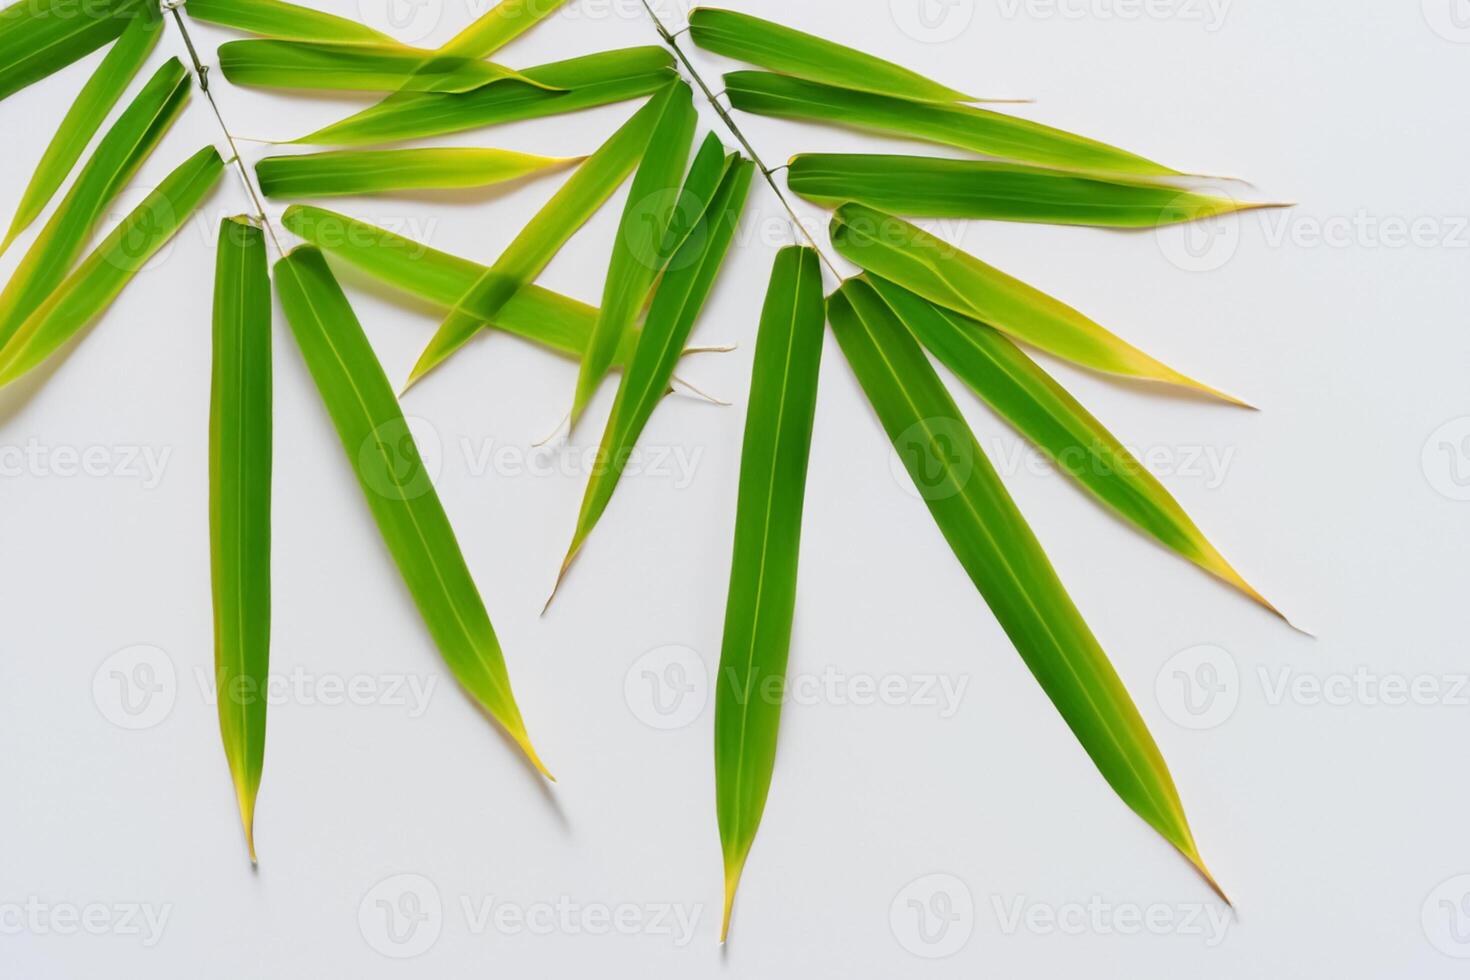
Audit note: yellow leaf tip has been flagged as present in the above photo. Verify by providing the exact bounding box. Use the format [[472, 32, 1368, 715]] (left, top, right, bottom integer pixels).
[[719, 855, 746, 944]]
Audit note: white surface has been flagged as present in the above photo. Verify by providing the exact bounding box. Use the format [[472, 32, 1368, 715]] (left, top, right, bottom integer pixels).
[[1, 0, 1467, 975]]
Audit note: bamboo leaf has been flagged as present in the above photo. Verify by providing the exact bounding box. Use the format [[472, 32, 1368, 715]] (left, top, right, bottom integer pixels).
[[865, 275, 1281, 617], [726, 71, 1181, 177], [438, 0, 573, 59], [185, 0, 395, 44], [0, 57, 190, 349], [273, 245, 549, 776], [258, 147, 578, 198], [688, 7, 975, 104], [552, 148, 753, 598], [218, 39, 551, 93], [210, 216, 273, 862], [1, 3, 162, 254], [294, 47, 676, 146], [829, 203, 1244, 405], [0, 146, 224, 387], [827, 276, 1225, 902], [280, 204, 611, 362], [569, 81, 697, 429], [791, 154, 1273, 228], [404, 81, 685, 390], [0, 0, 146, 102], [715, 245, 826, 942]]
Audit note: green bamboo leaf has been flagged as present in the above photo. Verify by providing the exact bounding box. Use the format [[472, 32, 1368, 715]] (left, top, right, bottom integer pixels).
[[715, 245, 826, 943], [0, 0, 146, 102], [258, 147, 579, 199], [569, 81, 697, 429], [829, 203, 1245, 405], [827, 276, 1225, 903], [791, 154, 1275, 228], [294, 47, 676, 146], [280, 204, 610, 362], [688, 7, 975, 104], [1, 4, 162, 255], [0, 146, 224, 387], [218, 39, 550, 93], [210, 217, 273, 863], [0, 57, 190, 349], [726, 71, 1181, 177], [404, 80, 685, 390], [186, 0, 394, 44], [438, 0, 572, 58], [865, 275, 1282, 619], [551, 148, 753, 600], [273, 246, 550, 777]]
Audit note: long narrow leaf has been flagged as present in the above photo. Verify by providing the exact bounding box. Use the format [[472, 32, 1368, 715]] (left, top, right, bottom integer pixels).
[[280, 204, 610, 361], [0, 146, 225, 386], [866, 275, 1280, 617], [439, 0, 573, 58], [404, 81, 683, 390], [186, 0, 395, 44], [210, 216, 273, 862], [791, 154, 1271, 228], [829, 203, 1244, 405], [715, 245, 826, 942], [726, 71, 1181, 177], [552, 148, 753, 597], [689, 7, 975, 104], [258, 147, 577, 198], [273, 246, 549, 777], [0, 0, 145, 102], [218, 39, 548, 93], [294, 47, 676, 146], [569, 82, 697, 428], [1, 3, 162, 254], [0, 57, 190, 348], [827, 276, 1224, 901]]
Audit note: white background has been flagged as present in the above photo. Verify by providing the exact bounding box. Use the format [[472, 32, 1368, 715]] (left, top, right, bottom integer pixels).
[[1, 0, 1467, 975]]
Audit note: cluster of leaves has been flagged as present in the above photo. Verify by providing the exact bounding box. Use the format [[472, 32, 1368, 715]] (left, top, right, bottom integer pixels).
[[0, 0, 1287, 941]]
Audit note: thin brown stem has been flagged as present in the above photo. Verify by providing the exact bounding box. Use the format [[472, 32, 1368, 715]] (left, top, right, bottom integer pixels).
[[635, 0, 841, 279]]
